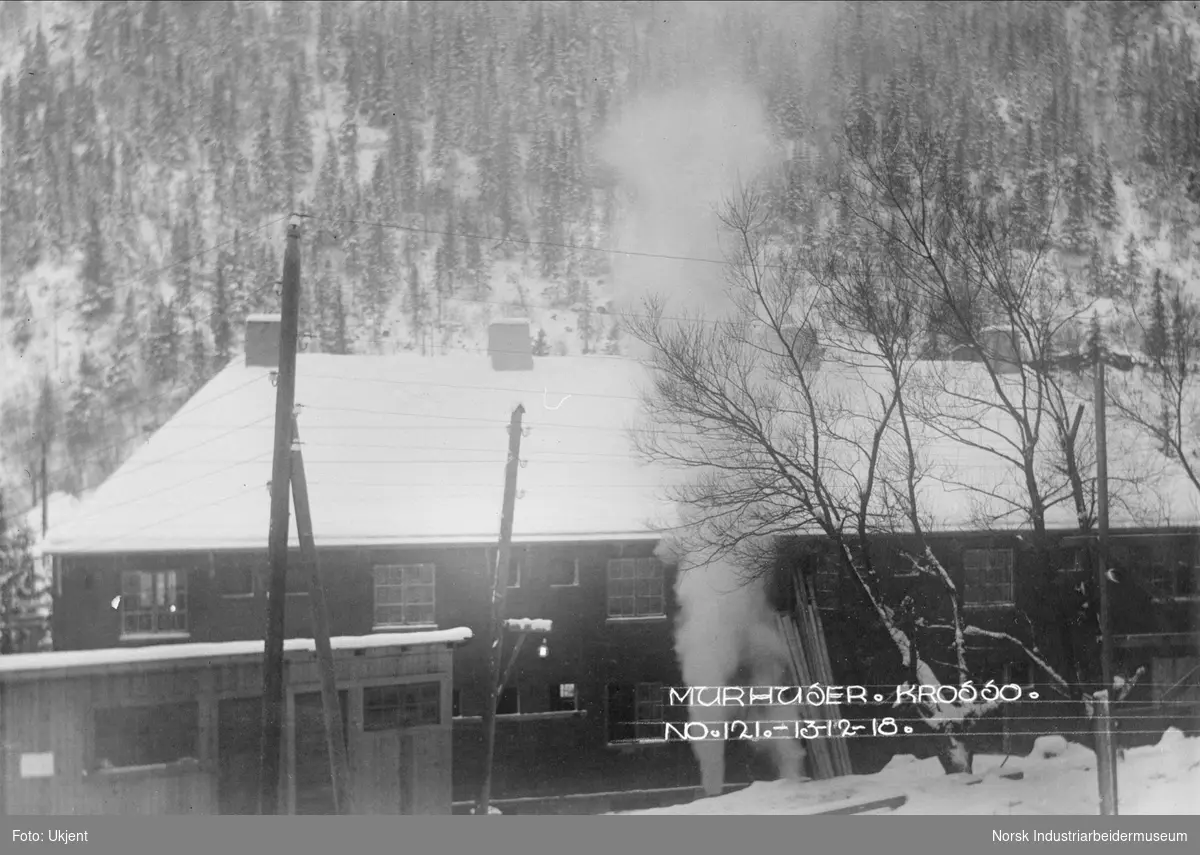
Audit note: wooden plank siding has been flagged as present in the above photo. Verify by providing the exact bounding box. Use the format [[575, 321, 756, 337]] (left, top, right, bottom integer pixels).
[[0, 642, 458, 815]]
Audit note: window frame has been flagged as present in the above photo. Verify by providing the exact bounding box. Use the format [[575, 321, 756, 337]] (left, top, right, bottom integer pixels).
[[496, 686, 521, 716], [372, 564, 437, 629], [550, 682, 579, 712], [548, 556, 580, 588], [216, 557, 255, 599], [962, 548, 1016, 608], [90, 700, 201, 773], [487, 548, 524, 589], [810, 560, 841, 610], [362, 680, 442, 731], [606, 681, 666, 745], [119, 570, 189, 640], [605, 557, 665, 620]]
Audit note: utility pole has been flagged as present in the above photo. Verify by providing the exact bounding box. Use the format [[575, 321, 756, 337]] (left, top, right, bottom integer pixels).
[[290, 415, 354, 815], [1091, 312, 1119, 816], [477, 404, 526, 817], [258, 222, 303, 816]]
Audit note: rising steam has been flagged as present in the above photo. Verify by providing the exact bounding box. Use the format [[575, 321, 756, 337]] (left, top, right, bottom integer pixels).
[[599, 82, 782, 324], [660, 541, 806, 796]]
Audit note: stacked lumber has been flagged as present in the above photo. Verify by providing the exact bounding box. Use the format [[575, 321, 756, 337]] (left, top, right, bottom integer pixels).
[[773, 568, 854, 780]]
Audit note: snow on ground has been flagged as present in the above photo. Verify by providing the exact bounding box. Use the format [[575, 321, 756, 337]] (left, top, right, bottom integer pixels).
[[620, 730, 1200, 815]]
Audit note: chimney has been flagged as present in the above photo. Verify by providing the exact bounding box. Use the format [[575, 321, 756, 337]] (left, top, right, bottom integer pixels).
[[488, 319, 534, 371], [245, 314, 282, 367]]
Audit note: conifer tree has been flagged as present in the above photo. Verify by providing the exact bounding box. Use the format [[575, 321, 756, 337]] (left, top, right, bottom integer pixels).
[[211, 259, 232, 368], [255, 103, 280, 214], [78, 202, 114, 331]]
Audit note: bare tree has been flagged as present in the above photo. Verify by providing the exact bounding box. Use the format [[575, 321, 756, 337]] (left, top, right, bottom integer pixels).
[[628, 188, 1073, 774], [833, 121, 1162, 700], [1107, 268, 1200, 496]]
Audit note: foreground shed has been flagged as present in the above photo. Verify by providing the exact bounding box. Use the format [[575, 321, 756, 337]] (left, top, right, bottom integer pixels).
[[0, 628, 472, 815]]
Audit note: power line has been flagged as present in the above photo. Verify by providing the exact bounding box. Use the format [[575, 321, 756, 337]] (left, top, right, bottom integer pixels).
[[293, 211, 745, 269]]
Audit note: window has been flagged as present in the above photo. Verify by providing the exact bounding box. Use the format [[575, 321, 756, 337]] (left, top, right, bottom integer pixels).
[[92, 701, 199, 770], [607, 682, 664, 743], [496, 687, 520, 715], [120, 570, 188, 636], [810, 560, 840, 608], [548, 557, 579, 587], [962, 549, 1015, 606], [549, 682, 578, 712], [1145, 560, 1200, 600], [216, 558, 255, 597], [363, 682, 441, 731], [606, 558, 665, 618], [488, 549, 523, 588], [373, 564, 435, 627]]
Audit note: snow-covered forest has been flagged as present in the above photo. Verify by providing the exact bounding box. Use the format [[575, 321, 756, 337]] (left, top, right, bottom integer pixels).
[[3, 0, 1200, 523]]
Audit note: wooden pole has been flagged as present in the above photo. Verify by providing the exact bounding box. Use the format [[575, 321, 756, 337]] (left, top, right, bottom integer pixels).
[[1093, 690, 1117, 816], [258, 222, 303, 816], [477, 404, 526, 817], [290, 416, 354, 815], [1092, 320, 1119, 814], [40, 439, 48, 539]]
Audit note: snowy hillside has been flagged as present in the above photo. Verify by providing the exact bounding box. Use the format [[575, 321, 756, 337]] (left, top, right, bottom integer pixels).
[[5, 0, 1200, 523]]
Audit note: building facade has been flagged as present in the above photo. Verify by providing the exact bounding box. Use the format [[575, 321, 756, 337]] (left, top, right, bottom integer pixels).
[[0, 631, 467, 815]]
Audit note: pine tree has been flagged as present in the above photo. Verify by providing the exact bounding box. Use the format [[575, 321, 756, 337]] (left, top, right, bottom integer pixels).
[[1146, 269, 1169, 363], [146, 295, 181, 386], [1098, 147, 1118, 233], [316, 129, 341, 213], [400, 118, 421, 215], [532, 327, 550, 356], [78, 203, 114, 331], [255, 103, 280, 214], [106, 292, 140, 416], [186, 322, 210, 395], [170, 217, 193, 307], [281, 68, 314, 202], [330, 276, 350, 355], [66, 350, 104, 461], [212, 259, 232, 368]]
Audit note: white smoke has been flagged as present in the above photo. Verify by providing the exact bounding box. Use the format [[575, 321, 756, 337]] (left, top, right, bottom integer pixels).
[[599, 82, 783, 342], [662, 541, 806, 796]]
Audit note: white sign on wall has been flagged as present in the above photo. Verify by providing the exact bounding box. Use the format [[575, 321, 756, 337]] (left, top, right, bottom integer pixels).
[[19, 752, 54, 779]]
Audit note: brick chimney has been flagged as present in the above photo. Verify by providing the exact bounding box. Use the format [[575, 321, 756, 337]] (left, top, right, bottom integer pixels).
[[245, 314, 282, 367], [488, 319, 534, 371]]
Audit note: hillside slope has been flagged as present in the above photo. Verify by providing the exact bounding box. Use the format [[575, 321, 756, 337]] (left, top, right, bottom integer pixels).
[[2, 0, 1199, 523]]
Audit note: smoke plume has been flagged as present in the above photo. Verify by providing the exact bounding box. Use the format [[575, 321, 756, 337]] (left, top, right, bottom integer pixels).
[[599, 82, 782, 327], [662, 541, 805, 796]]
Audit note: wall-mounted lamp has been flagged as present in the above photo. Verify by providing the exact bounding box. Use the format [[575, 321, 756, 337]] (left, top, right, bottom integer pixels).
[[110, 596, 121, 610], [537, 637, 549, 659]]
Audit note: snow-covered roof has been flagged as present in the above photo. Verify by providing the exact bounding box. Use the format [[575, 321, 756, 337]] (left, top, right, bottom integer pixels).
[[0, 628, 474, 681], [41, 349, 1200, 557], [782, 359, 1200, 533], [43, 353, 679, 555]]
